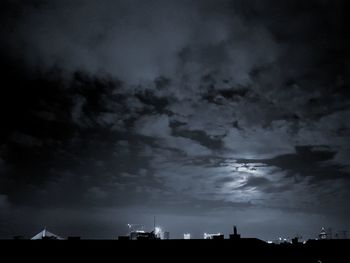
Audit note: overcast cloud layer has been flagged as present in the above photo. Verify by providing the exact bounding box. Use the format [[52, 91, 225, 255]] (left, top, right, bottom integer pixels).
[[0, 0, 349, 240]]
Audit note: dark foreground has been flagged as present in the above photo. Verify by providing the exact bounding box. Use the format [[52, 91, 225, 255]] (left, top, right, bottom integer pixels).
[[1, 239, 349, 262]]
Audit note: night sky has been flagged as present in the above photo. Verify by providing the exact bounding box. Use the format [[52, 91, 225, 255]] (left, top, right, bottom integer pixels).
[[1, 0, 349, 240]]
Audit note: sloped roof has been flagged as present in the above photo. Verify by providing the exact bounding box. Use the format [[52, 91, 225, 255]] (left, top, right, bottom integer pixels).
[[31, 228, 64, 240]]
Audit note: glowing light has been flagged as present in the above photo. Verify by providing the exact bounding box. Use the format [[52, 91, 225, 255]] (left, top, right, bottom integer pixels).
[[155, 226, 162, 235], [204, 233, 221, 239], [184, 233, 191, 239], [154, 226, 166, 239]]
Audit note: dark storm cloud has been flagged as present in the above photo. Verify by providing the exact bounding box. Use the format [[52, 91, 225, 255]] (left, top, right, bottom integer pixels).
[[237, 146, 350, 183], [0, 0, 350, 239], [1, 0, 284, 86], [241, 176, 271, 188], [1, 0, 197, 82]]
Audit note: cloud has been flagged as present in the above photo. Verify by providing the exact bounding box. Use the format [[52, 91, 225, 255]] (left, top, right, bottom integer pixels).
[[257, 146, 349, 183], [0, 194, 10, 210], [134, 114, 212, 156], [11, 132, 43, 147], [223, 121, 295, 159], [1, 0, 283, 86], [135, 114, 171, 138], [0, 158, 6, 173], [241, 176, 271, 188]]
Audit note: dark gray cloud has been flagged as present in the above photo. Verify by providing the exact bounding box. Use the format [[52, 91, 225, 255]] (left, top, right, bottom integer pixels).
[[0, 0, 349, 239], [237, 146, 350, 182]]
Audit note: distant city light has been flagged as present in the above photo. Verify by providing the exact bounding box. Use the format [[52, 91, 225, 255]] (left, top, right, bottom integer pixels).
[[155, 227, 162, 235], [184, 233, 191, 239], [154, 226, 164, 239], [204, 233, 222, 239]]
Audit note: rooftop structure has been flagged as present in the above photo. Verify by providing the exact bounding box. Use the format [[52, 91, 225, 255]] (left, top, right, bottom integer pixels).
[[31, 228, 64, 240]]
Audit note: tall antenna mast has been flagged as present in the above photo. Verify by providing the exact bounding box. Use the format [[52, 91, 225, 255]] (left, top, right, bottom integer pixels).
[[154, 216, 156, 233]]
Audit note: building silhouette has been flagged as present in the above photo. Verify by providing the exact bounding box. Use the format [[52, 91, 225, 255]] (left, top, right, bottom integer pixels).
[[135, 231, 159, 240], [183, 233, 191, 239], [203, 233, 223, 239], [31, 228, 64, 240], [319, 227, 327, 240], [230, 225, 241, 240]]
